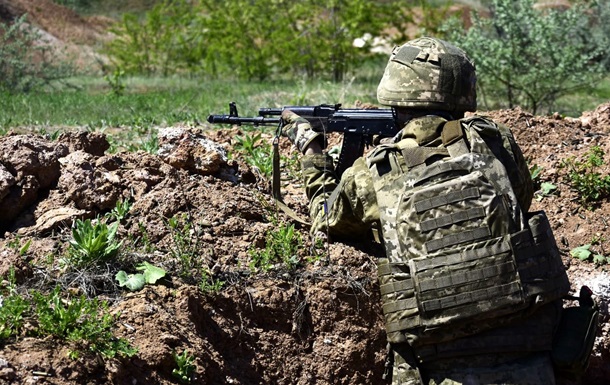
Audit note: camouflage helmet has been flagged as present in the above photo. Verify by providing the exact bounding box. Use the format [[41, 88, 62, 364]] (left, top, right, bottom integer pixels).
[[377, 37, 477, 112]]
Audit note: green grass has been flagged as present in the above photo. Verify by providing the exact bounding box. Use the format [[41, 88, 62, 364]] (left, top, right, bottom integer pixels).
[[0, 76, 380, 133], [1, 69, 609, 137]]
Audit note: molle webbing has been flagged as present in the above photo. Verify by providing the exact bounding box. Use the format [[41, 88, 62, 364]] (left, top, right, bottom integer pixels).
[[420, 206, 485, 232], [369, 117, 569, 348], [402, 146, 449, 169], [414, 187, 480, 213], [424, 227, 491, 253]]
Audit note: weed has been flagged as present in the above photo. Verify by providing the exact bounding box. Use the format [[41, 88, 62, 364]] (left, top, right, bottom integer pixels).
[[107, 198, 132, 223], [166, 214, 200, 278], [172, 349, 196, 383], [233, 132, 273, 178], [32, 286, 137, 358], [116, 262, 167, 291], [7, 236, 31, 256], [535, 182, 557, 201], [140, 132, 159, 154], [561, 146, 610, 209], [249, 221, 303, 271], [104, 68, 126, 97], [0, 269, 29, 342], [570, 243, 610, 266], [64, 218, 122, 268], [134, 222, 155, 253], [530, 164, 543, 185], [199, 270, 224, 294]]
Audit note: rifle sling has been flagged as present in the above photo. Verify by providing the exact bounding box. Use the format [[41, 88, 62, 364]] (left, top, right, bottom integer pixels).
[[272, 137, 281, 200], [272, 137, 310, 227]]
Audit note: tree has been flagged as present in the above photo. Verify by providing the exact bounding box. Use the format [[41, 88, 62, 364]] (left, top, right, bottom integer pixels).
[[444, 0, 609, 114], [104, 0, 410, 81]]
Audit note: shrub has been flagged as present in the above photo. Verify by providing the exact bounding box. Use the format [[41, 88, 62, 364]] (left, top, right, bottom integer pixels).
[[443, 0, 609, 114], [562, 146, 610, 209], [249, 222, 303, 271], [0, 269, 29, 343], [0, 15, 75, 93], [104, 0, 411, 81], [32, 286, 137, 358]]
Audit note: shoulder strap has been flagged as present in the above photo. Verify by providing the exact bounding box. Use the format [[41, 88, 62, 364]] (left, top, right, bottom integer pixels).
[[441, 119, 469, 157]]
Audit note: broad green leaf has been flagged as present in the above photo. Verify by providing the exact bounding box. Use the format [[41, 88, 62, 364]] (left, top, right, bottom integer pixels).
[[570, 244, 592, 261], [540, 182, 557, 195], [136, 261, 166, 284], [593, 254, 607, 265], [115, 271, 146, 291]]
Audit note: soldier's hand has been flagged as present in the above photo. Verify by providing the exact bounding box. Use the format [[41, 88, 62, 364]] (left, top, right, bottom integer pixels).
[[280, 110, 324, 154]]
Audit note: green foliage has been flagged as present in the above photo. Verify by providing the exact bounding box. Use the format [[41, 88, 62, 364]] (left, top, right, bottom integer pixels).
[[7, 236, 32, 256], [561, 146, 610, 209], [52, 0, 99, 11], [535, 182, 557, 201], [0, 269, 29, 342], [570, 243, 610, 265], [104, 0, 408, 81], [104, 68, 126, 97], [107, 198, 133, 223], [166, 214, 200, 277], [104, 0, 199, 76], [233, 132, 273, 178], [2, 271, 136, 358], [529, 164, 543, 184], [32, 286, 137, 358], [443, 0, 609, 114], [65, 218, 123, 268], [570, 244, 592, 261], [116, 262, 167, 291], [199, 270, 224, 295], [172, 349, 196, 383], [249, 222, 303, 271], [0, 15, 75, 93]]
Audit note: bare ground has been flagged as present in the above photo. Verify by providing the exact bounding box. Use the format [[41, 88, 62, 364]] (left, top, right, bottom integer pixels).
[[0, 104, 609, 385]]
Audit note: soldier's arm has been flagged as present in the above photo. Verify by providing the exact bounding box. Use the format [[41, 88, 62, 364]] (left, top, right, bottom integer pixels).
[[301, 154, 379, 239]]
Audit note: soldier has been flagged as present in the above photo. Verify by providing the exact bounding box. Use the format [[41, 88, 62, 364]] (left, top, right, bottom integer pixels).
[[281, 37, 572, 384]]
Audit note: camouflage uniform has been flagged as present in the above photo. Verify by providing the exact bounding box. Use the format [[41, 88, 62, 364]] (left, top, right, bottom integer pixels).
[[285, 37, 562, 385], [299, 115, 559, 385]]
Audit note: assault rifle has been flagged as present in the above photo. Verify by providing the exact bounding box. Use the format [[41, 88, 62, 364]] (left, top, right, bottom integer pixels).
[[207, 102, 398, 177]]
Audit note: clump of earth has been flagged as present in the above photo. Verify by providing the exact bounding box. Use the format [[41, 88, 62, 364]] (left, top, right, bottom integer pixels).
[[0, 103, 609, 385]]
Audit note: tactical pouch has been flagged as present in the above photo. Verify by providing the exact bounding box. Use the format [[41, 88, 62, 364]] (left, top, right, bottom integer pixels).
[[552, 292, 599, 379]]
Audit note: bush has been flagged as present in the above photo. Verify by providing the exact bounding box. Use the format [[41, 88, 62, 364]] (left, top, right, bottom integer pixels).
[[0, 15, 75, 93], [443, 0, 609, 114], [104, 0, 410, 81], [562, 146, 610, 209]]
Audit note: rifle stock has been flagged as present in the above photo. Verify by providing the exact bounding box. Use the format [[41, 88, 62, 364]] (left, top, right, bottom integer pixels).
[[207, 102, 398, 176]]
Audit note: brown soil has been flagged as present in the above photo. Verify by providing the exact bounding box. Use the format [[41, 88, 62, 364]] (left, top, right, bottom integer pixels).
[[0, 105, 609, 385], [0, 1, 609, 384]]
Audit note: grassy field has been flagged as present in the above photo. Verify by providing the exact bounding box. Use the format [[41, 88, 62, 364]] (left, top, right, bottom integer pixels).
[[0, 74, 383, 130], [2, 71, 607, 131]]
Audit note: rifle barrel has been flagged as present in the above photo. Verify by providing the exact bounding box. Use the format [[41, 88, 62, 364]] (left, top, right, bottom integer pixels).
[[206, 114, 280, 126]]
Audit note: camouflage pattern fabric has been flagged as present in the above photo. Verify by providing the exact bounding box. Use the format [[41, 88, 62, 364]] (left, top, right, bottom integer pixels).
[[377, 38, 477, 113], [302, 115, 533, 238], [299, 114, 559, 384], [421, 352, 557, 385], [280, 110, 324, 153]]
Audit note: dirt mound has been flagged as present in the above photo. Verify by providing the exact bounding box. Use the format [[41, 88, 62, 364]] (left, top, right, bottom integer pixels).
[[0, 104, 609, 384]]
